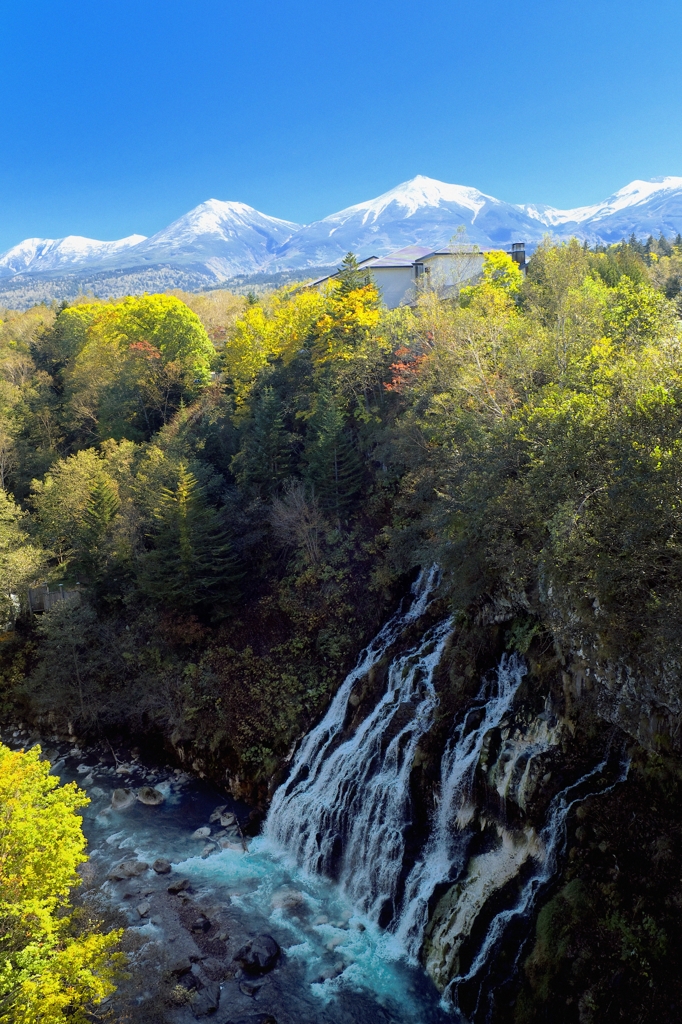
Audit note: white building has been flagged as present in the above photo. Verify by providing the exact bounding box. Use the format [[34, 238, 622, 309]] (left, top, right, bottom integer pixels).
[[310, 242, 526, 309]]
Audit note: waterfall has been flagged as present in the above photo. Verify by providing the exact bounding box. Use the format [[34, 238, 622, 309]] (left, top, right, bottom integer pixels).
[[265, 566, 453, 923], [265, 571, 630, 1023], [389, 655, 527, 959], [443, 752, 631, 1019]]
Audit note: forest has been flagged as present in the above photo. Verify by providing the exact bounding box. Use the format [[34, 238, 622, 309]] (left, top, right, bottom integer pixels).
[[2, 235, 682, 1021]]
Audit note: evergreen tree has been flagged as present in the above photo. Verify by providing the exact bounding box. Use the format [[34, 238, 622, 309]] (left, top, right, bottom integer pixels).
[[336, 252, 370, 295], [231, 386, 293, 496], [303, 393, 363, 522], [138, 464, 241, 610], [628, 232, 647, 257], [80, 476, 121, 583]]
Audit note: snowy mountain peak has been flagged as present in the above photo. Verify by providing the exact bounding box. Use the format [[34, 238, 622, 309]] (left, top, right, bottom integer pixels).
[[144, 199, 299, 247], [524, 176, 682, 227], [0, 233, 146, 278], [99, 199, 301, 279], [333, 175, 496, 224]]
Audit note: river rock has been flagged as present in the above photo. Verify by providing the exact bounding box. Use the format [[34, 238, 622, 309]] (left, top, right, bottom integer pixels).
[[168, 877, 190, 894], [136, 900, 150, 918], [219, 839, 244, 852], [111, 788, 135, 810], [108, 859, 149, 880], [191, 826, 211, 840], [220, 812, 236, 827], [137, 786, 164, 806], [190, 981, 220, 1018], [152, 857, 172, 874], [191, 914, 211, 933], [208, 804, 227, 823], [167, 957, 192, 978], [239, 979, 265, 996], [270, 888, 304, 912], [234, 935, 280, 975]]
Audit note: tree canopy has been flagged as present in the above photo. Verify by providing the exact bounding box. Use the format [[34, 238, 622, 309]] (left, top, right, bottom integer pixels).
[[0, 744, 122, 1023]]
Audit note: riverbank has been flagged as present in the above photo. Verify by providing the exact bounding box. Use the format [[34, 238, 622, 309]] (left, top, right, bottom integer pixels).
[[2, 727, 451, 1024]]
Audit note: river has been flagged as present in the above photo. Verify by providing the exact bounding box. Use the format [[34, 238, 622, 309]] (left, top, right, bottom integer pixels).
[[3, 724, 453, 1024]]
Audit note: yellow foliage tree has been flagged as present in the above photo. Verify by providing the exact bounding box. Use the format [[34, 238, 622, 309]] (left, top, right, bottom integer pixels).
[[0, 744, 122, 1023], [312, 280, 382, 367], [223, 289, 327, 407]]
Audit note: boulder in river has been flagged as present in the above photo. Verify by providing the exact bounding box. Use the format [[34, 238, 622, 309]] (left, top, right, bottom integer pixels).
[[152, 857, 172, 874], [111, 788, 135, 810], [191, 826, 211, 840], [108, 859, 149, 880], [270, 888, 304, 912], [190, 980, 220, 1018], [168, 877, 190, 894], [234, 935, 280, 975], [136, 900, 150, 918], [137, 786, 164, 806], [190, 913, 211, 933]]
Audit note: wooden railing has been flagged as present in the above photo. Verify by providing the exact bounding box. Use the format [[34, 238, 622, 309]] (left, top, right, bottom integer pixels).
[[28, 584, 83, 614]]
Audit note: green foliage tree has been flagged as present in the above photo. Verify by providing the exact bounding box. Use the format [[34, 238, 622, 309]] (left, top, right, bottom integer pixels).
[[112, 294, 215, 384], [60, 295, 215, 442], [335, 251, 370, 295], [0, 490, 44, 622], [0, 743, 122, 1023], [138, 463, 241, 610], [231, 386, 293, 496], [304, 392, 363, 520], [604, 275, 675, 347], [30, 449, 121, 573]]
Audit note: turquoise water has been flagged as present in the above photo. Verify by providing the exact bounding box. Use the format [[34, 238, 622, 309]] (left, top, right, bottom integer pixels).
[[6, 730, 453, 1023]]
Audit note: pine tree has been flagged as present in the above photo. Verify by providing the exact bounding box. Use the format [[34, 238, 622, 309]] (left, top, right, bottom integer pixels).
[[231, 386, 293, 496], [336, 252, 370, 295], [79, 476, 121, 583], [138, 464, 241, 610], [303, 393, 363, 522]]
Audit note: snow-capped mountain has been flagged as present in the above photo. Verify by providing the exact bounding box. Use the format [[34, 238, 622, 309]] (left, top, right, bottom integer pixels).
[[3, 175, 682, 305], [270, 176, 545, 270], [0, 233, 146, 278], [98, 199, 300, 279], [522, 176, 682, 243]]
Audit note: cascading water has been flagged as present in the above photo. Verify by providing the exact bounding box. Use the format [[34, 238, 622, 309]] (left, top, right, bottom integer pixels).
[[266, 566, 453, 923], [442, 752, 631, 1021], [7, 565, 633, 1023], [264, 571, 631, 1023], [389, 655, 528, 960]]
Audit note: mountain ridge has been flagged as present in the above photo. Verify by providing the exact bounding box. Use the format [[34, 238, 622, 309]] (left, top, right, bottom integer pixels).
[[2, 175, 682, 304]]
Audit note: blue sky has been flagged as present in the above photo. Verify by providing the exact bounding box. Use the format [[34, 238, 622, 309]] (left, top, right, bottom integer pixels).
[[0, 0, 680, 250]]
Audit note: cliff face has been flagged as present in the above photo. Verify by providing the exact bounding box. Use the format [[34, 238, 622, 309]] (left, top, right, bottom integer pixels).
[[411, 600, 682, 1024]]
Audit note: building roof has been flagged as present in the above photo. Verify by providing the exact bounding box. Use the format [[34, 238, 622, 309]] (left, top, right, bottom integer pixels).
[[422, 244, 486, 257], [368, 245, 434, 268]]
